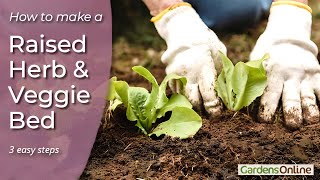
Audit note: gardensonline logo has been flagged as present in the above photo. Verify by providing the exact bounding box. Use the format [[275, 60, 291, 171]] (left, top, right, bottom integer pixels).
[[238, 164, 314, 176]]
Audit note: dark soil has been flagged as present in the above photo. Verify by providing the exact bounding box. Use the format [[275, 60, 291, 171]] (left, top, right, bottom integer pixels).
[[80, 2, 320, 179], [80, 65, 320, 180]]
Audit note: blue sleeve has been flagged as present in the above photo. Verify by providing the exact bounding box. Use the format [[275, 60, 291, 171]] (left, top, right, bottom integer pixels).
[[184, 0, 272, 30]]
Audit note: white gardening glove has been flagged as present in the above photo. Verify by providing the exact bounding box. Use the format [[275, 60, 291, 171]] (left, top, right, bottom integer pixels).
[[154, 5, 227, 117], [250, 4, 320, 129]]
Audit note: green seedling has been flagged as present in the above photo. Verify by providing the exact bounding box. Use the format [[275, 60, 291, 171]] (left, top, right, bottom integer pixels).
[[215, 52, 269, 111], [107, 66, 202, 139]]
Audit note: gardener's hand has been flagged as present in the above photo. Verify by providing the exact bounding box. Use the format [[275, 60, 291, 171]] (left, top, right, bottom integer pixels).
[[250, 3, 320, 129], [153, 4, 227, 117]]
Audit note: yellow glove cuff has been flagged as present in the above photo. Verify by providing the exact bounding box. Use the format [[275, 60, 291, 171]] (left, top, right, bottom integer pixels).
[[271, 1, 312, 14], [150, 2, 192, 23]]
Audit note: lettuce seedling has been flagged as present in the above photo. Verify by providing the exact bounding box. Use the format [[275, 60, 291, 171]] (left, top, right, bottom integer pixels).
[[107, 66, 202, 139], [215, 52, 268, 111]]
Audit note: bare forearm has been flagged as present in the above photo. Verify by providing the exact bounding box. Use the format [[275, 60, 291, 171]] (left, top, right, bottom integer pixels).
[[274, 0, 308, 5], [142, 0, 183, 16]]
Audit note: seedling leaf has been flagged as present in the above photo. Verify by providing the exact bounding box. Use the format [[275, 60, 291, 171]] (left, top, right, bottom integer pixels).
[[157, 94, 192, 118], [232, 62, 267, 111], [215, 52, 268, 111], [157, 74, 187, 109], [150, 107, 202, 139], [108, 66, 202, 139]]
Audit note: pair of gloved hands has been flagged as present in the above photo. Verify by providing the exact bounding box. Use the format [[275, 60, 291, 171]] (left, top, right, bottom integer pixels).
[[154, 4, 320, 129]]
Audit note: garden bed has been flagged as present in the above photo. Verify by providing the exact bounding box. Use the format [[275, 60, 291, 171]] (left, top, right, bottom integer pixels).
[[81, 2, 320, 178], [81, 65, 320, 179]]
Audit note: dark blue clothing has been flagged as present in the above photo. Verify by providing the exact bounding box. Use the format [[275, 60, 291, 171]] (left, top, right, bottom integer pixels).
[[185, 0, 273, 30]]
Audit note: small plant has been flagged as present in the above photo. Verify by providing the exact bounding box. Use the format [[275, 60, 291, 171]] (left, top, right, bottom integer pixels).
[[215, 52, 268, 111], [107, 66, 202, 139]]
